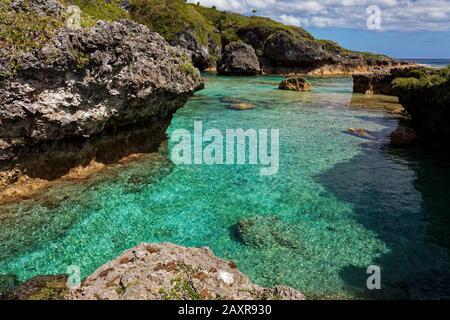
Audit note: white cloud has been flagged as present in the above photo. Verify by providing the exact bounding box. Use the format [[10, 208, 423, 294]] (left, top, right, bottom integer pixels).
[[187, 0, 450, 31]]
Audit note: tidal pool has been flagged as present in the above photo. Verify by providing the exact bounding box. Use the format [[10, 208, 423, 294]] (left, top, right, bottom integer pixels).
[[1, 74, 449, 299]]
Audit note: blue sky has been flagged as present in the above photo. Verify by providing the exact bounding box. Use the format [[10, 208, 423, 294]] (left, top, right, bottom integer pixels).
[[188, 0, 450, 59]]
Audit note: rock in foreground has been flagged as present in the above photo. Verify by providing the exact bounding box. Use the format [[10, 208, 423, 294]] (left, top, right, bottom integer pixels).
[[68, 243, 304, 300], [218, 41, 261, 76], [279, 77, 311, 91]]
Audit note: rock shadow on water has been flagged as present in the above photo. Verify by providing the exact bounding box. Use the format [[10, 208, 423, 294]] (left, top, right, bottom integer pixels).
[[314, 133, 450, 299]]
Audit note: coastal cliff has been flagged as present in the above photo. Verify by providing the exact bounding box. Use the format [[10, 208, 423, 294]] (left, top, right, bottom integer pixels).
[[0, 0, 203, 190], [392, 66, 450, 149], [352, 66, 450, 149], [84, 0, 404, 75]]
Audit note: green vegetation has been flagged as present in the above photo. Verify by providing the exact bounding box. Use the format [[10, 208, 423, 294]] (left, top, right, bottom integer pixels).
[[68, 0, 129, 27], [130, 0, 216, 46], [393, 66, 450, 90], [160, 277, 202, 300], [0, 0, 63, 56]]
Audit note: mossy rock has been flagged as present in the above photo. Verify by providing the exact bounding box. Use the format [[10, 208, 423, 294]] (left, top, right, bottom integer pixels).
[[2, 275, 69, 300]]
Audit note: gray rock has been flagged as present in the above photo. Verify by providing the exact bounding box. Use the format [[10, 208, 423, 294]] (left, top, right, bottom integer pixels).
[[218, 41, 261, 76], [171, 31, 221, 70], [0, 2, 203, 187], [68, 243, 305, 300]]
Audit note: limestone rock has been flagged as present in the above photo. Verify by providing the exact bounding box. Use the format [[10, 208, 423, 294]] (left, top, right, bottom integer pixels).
[[218, 41, 261, 76], [279, 77, 311, 91], [0, 2, 203, 187], [68, 243, 304, 300]]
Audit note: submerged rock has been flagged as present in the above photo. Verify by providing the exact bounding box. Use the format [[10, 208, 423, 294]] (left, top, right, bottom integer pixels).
[[0, 2, 203, 189], [390, 127, 419, 147], [218, 41, 261, 76], [279, 77, 311, 91], [227, 102, 256, 110], [68, 243, 304, 300], [2, 275, 68, 300], [235, 216, 302, 250], [346, 128, 376, 141]]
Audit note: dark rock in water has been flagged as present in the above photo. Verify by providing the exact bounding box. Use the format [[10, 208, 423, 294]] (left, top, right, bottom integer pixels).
[[352, 73, 395, 95], [279, 77, 311, 91], [236, 216, 302, 250], [0, 274, 20, 298], [390, 127, 419, 147], [218, 41, 261, 76], [2, 275, 68, 300], [392, 66, 450, 150], [0, 2, 203, 189]]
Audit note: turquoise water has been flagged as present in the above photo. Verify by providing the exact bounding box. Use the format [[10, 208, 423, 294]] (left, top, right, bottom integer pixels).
[[1, 74, 450, 299]]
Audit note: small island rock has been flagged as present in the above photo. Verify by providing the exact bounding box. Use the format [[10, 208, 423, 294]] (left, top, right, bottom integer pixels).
[[279, 77, 312, 91]]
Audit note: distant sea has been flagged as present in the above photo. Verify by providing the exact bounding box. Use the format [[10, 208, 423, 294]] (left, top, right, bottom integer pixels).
[[401, 59, 450, 68]]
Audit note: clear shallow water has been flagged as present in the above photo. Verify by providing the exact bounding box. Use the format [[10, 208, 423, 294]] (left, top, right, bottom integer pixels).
[[1, 74, 450, 299]]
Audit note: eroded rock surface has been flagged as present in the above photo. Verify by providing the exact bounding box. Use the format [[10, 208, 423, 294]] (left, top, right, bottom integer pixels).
[[279, 77, 311, 91], [68, 243, 305, 300], [0, 2, 203, 189], [218, 41, 261, 76]]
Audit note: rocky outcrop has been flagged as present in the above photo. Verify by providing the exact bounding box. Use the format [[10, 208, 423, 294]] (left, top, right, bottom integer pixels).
[[352, 73, 395, 95], [352, 66, 430, 96], [68, 243, 305, 300], [171, 31, 221, 70], [279, 77, 311, 91], [217, 41, 261, 76], [392, 68, 450, 149], [0, 2, 203, 189]]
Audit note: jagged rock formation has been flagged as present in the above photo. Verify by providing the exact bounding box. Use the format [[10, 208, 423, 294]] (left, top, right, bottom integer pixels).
[[392, 67, 450, 149], [0, 1, 203, 190], [352, 73, 395, 95], [114, 0, 405, 74], [217, 41, 261, 75], [279, 77, 311, 91], [68, 243, 305, 300], [171, 31, 221, 70]]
